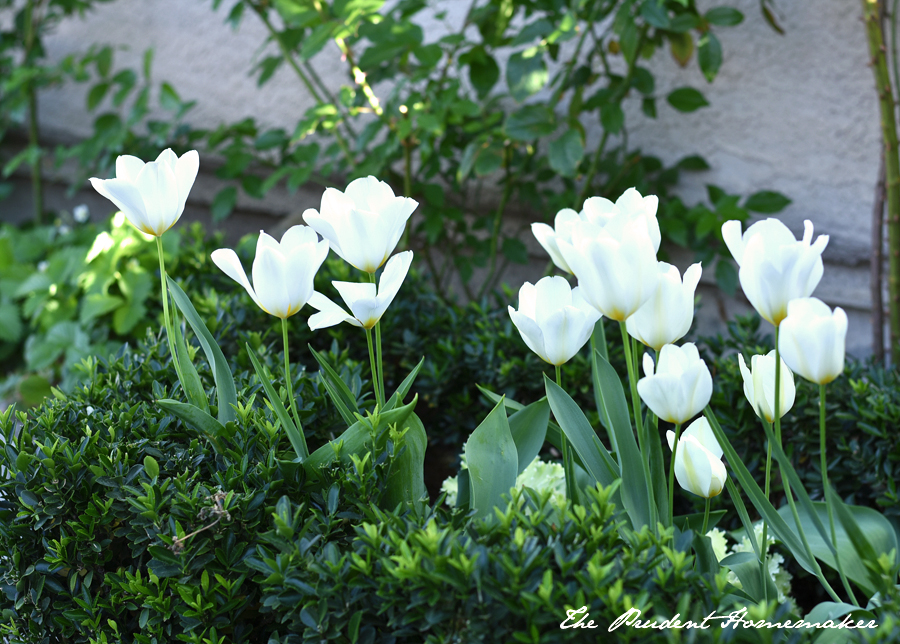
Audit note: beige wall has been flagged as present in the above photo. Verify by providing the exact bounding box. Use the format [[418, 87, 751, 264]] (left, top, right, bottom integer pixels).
[[31, 0, 885, 355]]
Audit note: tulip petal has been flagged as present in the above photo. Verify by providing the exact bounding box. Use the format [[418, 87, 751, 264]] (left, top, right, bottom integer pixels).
[[174, 150, 199, 209], [509, 307, 546, 362], [307, 291, 360, 329], [116, 155, 145, 183], [252, 246, 290, 318], [721, 220, 746, 266], [210, 248, 261, 309], [89, 178, 152, 235]]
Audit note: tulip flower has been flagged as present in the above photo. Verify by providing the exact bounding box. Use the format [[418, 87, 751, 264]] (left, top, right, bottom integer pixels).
[[778, 297, 847, 386], [667, 418, 727, 499], [626, 262, 702, 352], [90, 149, 199, 237], [303, 176, 418, 274], [211, 226, 329, 320], [507, 276, 602, 366], [307, 251, 413, 331], [532, 188, 660, 275], [721, 218, 828, 327], [89, 149, 200, 388], [637, 343, 712, 425], [557, 214, 659, 322], [738, 351, 795, 423]]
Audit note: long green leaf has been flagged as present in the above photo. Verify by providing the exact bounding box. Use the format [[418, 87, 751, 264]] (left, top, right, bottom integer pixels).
[[158, 399, 228, 452], [383, 412, 428, 508], [833, 491, 897, 596], [384, 357, 424, 411], [303, 396, 418, 476], [508, 399, 550, 475], [166, 277, 237, 425], [309, 344, 360, 425], [172, 316, 209, 414], [590, 322, 611, 437], [465, 398, 518, 521], [720, 552, 778, 603], [247, 343, 307, 460], [724, 478, 762, 562], [547, 374, 647, 528], [703, 408, 819, 576]]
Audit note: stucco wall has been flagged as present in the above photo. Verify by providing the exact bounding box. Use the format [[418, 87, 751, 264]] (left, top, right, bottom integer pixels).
[[29, 0, 885, 355]]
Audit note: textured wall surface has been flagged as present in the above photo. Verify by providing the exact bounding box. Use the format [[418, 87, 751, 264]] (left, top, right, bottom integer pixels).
[[33, 0, 884, 355]]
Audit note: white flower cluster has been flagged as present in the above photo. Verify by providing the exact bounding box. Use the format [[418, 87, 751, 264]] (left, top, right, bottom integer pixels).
[[708, 524, 795, 608], [442, 457, 566, 509]]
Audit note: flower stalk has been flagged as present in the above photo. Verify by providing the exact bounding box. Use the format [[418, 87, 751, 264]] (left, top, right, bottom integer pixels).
[[282, 317, 308, 457], [156, 236, 184, 385]]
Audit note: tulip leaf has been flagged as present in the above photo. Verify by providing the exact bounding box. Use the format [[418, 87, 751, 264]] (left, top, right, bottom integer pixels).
[[691, 532, 720, 575], [588, 357, 653, 529], [171, 314, 209, 415], [647, 412, 669, 525], [724, 478, 763, 562], [544, 376, 621, 492], [383, 412, 428, 508], [384, 357, 424, 411], [158, 399, 230, 453], [166, 277, 237, 425], [476, 385, 565, 453], [776, 497, 898, 597], [508, 398, 550, 476], [309, 344, 360, 426], [465, 397, 518, 521], [806, 602, 871, 626], [676, 509, 727, 534], [720, 552, 778, 603], [303, 396, 418, 477], [456, 467, 471, 509], [703, 408, 820, 577], [247, 343, 308, 460]]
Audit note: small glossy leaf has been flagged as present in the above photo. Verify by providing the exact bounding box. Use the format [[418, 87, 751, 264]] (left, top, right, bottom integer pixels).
[[667, 87, 710, 112]]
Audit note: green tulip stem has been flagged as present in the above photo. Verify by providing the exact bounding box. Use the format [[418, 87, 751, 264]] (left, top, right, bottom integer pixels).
[[820, 383, 858, 605], [701, 497, 711, 536], [773, 327, 789, 502], [668, 423, 682, 526], [760, 415, 773, 606], [365, 327, 383, 409], [556, 364, 577, 504], [281, 318, 308, 457], [366, 272, 386, 408], [619, 321, 657, 530], [155, 236, 184, 386]]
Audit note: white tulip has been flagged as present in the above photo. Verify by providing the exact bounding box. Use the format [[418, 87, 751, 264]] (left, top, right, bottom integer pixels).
[[667, 418, 727, 498], [211, 226, 329, 319], [637, 343, 713, 424], [626, 262, 702, 352], [738, 351, 795, 423], [722, 218, 828, 326], [558, 214, 659, 321], [531, 188, 660, 276], [507, 276, 602, 366], [778, 297, 848, 385], [90, 149, 199, 237], [308, 251, 413, 330], [302, 176, 418, 273]]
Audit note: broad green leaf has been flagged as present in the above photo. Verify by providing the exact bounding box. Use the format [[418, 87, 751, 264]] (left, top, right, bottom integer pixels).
[[675, 509, 727, 534], [592, 354, 652, 529], [383, 412, 427, 508], [166, 278, 237, 425], [600, 103, 624, 134], [506, 47, 548, 101], [508, 398, 550, 475], [456, 468, 471, 509], [640, 1, 670, 29], [744, 190, 792, 213], [703, 409, 820, 577], [465, 398, 518, 520], [18, 375, 51, 407], [667, 87, 709, 112], [143, 456, 159, 480], [698, 33, 722, 82], [720, 552, 778, 603], [544, 376, 620, 490], [211, 186, 237, 222], [384, 357, 424, 411], [247, 344, 308, 460], [692, 532, 719, 575], [309, 344, 360, 425], [303, 397, 418, 476], [172, 317, 210, 415], [705, 7, 744, 26], [504, 104, 555, 141], [779, 498, 899, 597], [158, 399, 230, 453], [462, 45, 499, 98], [548, 129, 584, 177]]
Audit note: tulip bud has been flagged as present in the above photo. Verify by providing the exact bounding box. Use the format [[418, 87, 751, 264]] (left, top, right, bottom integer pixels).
[[637, 343, 712, 424], [211, 226, 329, 320], [507, 276, 602, 366], [308, 251, 413, 330], [667, 418, 727, 498], [721, 218, 829, 326], [626, 262, 702, 352], [738, 351, 795, 423], [303, 176, 418, 274], [778, 297, 848, 385]]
